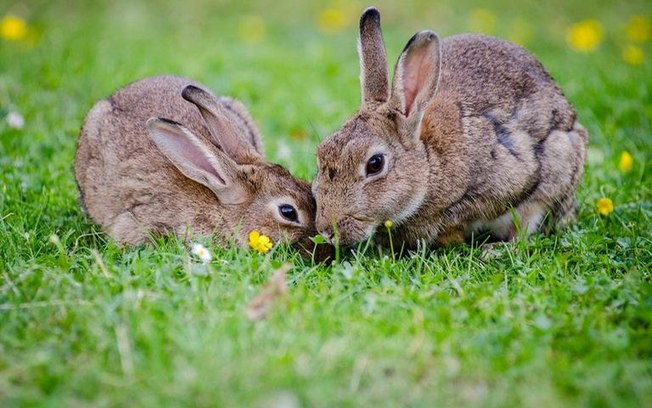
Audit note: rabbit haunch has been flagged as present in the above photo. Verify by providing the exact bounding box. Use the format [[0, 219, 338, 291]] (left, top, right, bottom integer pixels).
[[313, 8, 588, 248]]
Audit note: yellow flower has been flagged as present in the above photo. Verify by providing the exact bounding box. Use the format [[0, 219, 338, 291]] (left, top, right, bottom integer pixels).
[[469, 9, 497, 34], [0, 15, 28, 41], [622, 45, 644, 65], [618, 151, 633, 172], [237, 16, 266, 44], [626, 16, 650, 43], [596, 198, 614, 216], [384, 220, 393, 229], [317, 7, 350, 34], [567, 20, 603, 52], [249, 230, 273, 254]]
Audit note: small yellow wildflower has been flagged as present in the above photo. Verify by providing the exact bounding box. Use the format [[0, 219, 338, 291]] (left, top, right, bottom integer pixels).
[[596, 198, 614, 216], [249, 230, 273, 254], [567, 20, 603, 52], [622, 45, 644, 65], [626, 16, 650, 43], [469, 9, 497, 34], [618, 151, 633, 173], [317, 8, 350, 34], [0, 15, 28, 41], [191, 243, 212, 264], [238, 16, 266, 44], [384, 220, 393, 229]]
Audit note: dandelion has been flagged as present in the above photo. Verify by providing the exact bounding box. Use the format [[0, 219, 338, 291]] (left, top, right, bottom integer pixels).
[[238, 16, 266, 44], [566, 20, 603, 52], [618, 151, 633, 173], [622, 45, 644, 65], [317, 7, 350, 34], [6, 111, 24, 129], [190, 243, 212, 264], [384, 219, 393, 229], [626, 15, 650, 43], [469, 9, 497, 34], [249, 230, 273, 254], [596, 198, 614, 216], [0, 15, 28, 41]]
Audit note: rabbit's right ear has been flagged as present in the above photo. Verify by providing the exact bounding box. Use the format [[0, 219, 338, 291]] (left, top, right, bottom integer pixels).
[[146, 118, 248, 205], [182, 85, 262, 164], [358, 7, 389, 107], [389, 31, 441, 119]]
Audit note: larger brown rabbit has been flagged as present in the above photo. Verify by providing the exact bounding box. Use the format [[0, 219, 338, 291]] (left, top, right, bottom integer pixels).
[[313, 8, 588, 248], [75, 75, 319, 252]]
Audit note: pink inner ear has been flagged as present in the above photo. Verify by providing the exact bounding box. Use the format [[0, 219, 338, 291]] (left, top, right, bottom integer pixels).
[[157, 131, 225, 185], [402, 44, 436, 117]]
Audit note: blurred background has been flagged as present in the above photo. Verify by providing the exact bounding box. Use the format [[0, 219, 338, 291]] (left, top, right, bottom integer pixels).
[[0, 0, 649, 186]]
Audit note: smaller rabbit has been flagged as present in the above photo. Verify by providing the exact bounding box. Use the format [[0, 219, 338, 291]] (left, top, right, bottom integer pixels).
[[312, 8, 588, 248], [75, 75, 320, 254]]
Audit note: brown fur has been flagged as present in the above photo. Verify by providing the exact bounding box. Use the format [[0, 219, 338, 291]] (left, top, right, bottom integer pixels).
[[75, 75, 320, 252], [313, 8, 588, 248]]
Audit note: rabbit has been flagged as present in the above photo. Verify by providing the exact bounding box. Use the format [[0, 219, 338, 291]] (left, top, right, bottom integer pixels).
[[75, 75, 323, 255], [312, 8, 588, 248]]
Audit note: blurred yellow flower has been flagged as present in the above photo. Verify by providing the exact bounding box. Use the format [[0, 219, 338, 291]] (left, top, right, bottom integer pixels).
[[469, 9, 497, 34], [618, 151, 633, 172], [238, 16, 266, 44], [626, 15, 650, 42], [596, 198, 614, 216], [622, 45, 644, 65], [567, 20, 603, 52], [384, 220, 393, 229], [0, 15, 28, 41], [317, 7, 351, 34], [249, 230, 273, 253]]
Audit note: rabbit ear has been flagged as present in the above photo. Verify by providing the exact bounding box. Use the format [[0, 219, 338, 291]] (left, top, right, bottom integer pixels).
[[389, 31, 441, 118], [182, 85, 261, 164], [146, 117, 248, 205], [359, 7, 389, 107]]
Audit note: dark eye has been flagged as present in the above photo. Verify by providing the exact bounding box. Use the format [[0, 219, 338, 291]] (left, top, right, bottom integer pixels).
[[366, 154, 385, 176], [279, 204, 299, 223]]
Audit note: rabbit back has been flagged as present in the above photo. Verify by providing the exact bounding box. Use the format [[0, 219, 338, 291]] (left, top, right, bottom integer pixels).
[[422, 34, 587, 239]]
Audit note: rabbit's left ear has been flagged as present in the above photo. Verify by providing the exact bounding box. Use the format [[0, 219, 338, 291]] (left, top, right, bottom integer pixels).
[[146, 117, 249, 205], [359, 7, 390, 107], [182, 85, 262, 164], [389, 31, 442, 119]]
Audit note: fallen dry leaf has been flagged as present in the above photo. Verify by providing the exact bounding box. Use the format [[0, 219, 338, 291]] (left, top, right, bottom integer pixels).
[[245, 264, 290, 321]]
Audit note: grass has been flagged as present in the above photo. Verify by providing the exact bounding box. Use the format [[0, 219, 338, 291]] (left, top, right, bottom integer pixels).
[[1, 0, 651, 406]]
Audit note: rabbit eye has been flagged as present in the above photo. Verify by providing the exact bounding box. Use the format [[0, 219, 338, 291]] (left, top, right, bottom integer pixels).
[[278, 204, 299, 223], [366, 154, 385, 176]]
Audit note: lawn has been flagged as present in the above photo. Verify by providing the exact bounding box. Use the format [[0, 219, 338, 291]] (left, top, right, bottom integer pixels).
[[1, 0, 651, 406]]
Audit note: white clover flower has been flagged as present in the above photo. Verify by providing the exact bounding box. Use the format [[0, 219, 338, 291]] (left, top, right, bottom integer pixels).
[[190, 243, 212, 264], [6, 111, 24, 129]]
